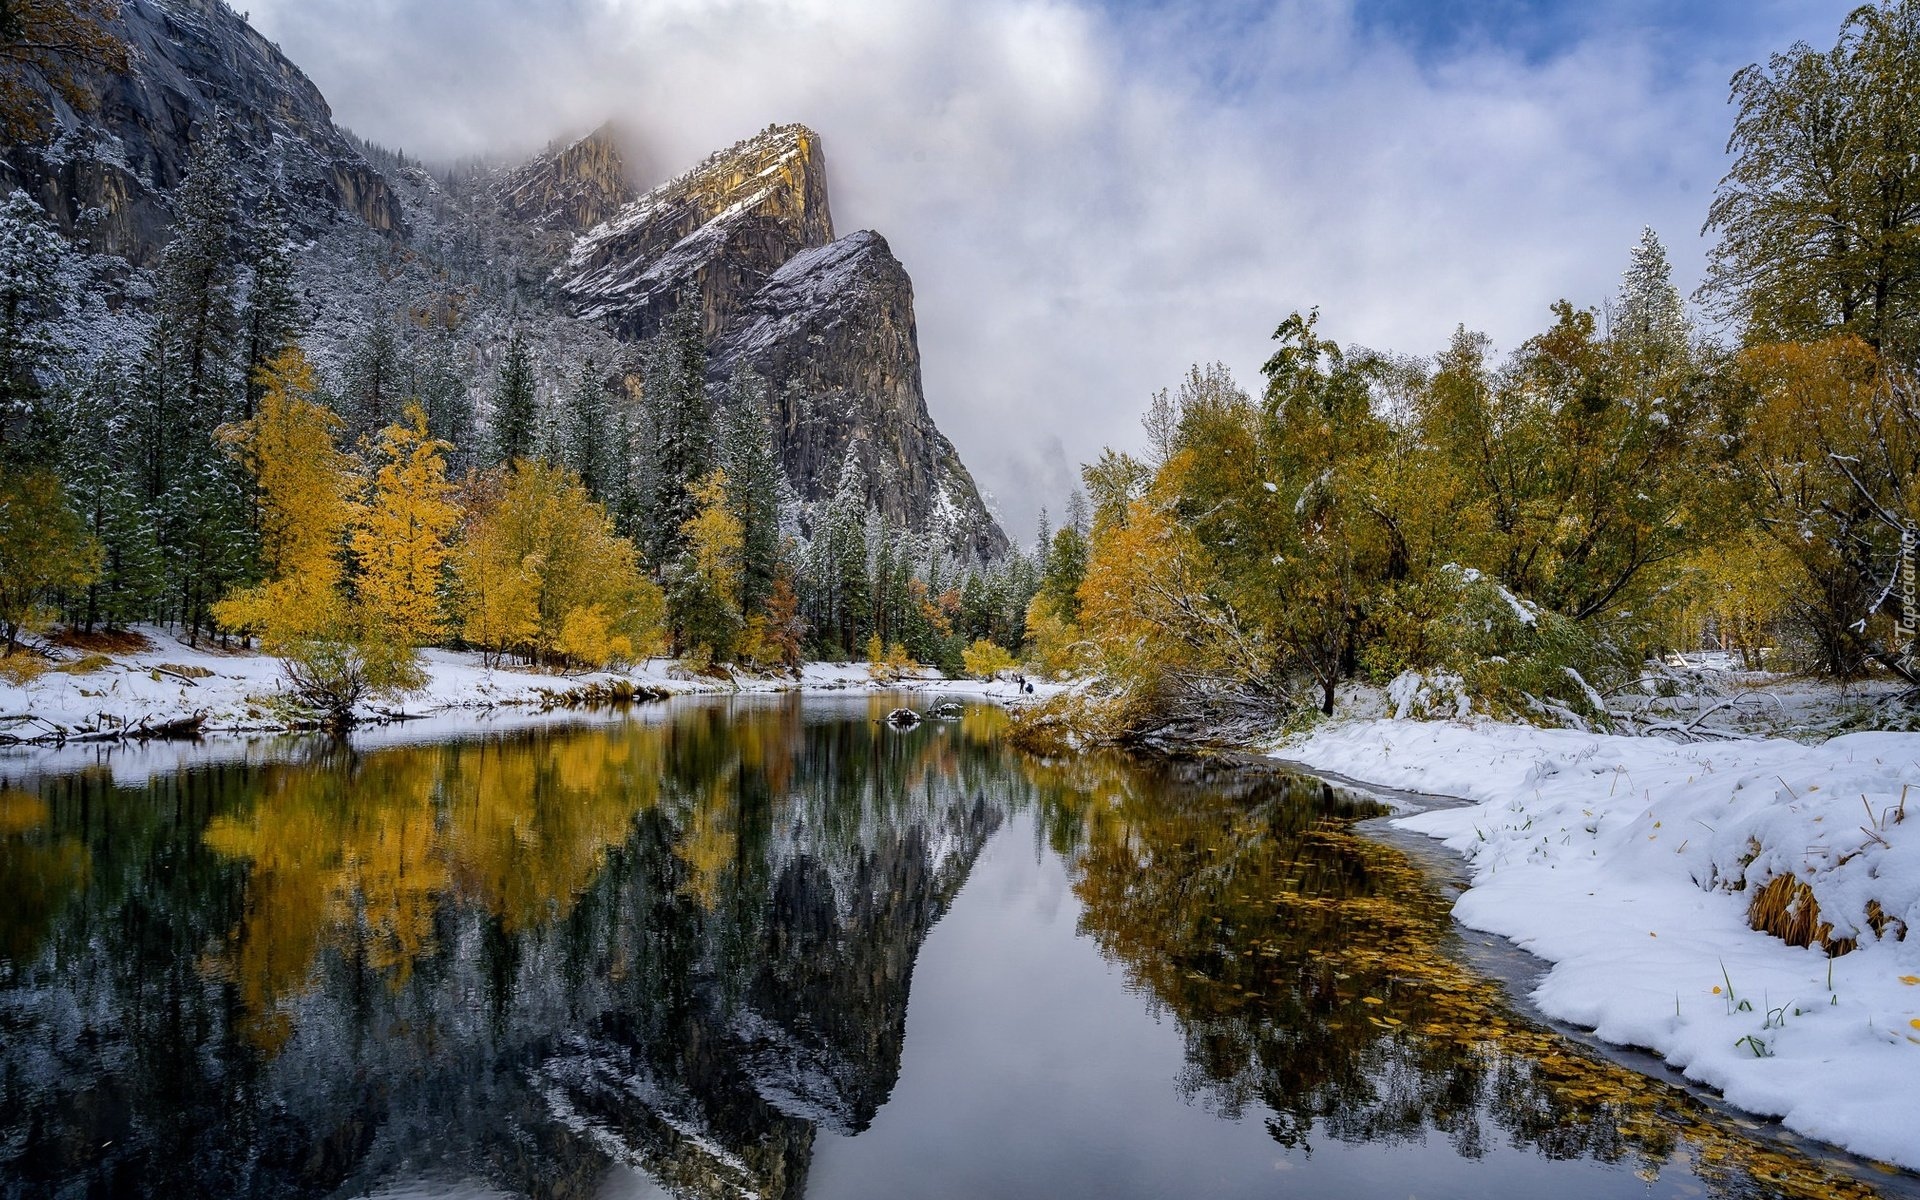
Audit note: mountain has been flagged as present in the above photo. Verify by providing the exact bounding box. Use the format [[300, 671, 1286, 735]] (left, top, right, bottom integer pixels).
[[558, 124, 834, 343], [498, 121, 636, 234], [557, 125, 1008, 560], [0, 0, 403, 263], [0, 0, 1010, 561]]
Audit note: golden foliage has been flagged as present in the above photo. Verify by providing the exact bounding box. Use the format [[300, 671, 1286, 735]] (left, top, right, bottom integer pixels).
[[681, 469, 743, 609], [351, 404, 459, 645], [213, 348, 356, 648], [961, 638, 1017, 680], [0, 466, 102, 648], [452, 461, 664, 668], [201, 726, 667, 1049]]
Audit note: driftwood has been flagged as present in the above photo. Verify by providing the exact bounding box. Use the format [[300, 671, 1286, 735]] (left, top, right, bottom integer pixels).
[[127, 710, 207, 741]]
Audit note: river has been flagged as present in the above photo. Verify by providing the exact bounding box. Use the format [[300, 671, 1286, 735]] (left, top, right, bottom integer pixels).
[[0, 695, 1909, 1199]]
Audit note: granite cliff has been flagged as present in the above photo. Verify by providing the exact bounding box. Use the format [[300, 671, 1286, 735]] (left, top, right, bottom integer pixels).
[[557, 125, 1008, 560], [0, 0, 403, 263]]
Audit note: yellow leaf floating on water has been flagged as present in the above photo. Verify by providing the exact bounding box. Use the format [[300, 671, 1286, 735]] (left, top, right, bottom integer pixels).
[[1362, 996, 1385, 1005], [1900, 976, 1919, 985], [1910, 1018, 1920, 1030]]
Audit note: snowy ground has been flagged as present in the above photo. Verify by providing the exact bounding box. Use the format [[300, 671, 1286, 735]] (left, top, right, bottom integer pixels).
[[1274, 716, 1920, 1171], [0, 626, 1049, 743]]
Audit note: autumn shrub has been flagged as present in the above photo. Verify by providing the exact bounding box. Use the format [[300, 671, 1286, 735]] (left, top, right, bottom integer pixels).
[[961, 638, 1017, 680], [866, 635, 917, 681], [1363, 567, 1626, 727], [0, 651, 50, 686]]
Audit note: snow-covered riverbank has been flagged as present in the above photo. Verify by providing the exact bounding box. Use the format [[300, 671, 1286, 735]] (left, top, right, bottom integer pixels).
[[0, 627, 1045, 743], [1276, 717, 1920, 1171]]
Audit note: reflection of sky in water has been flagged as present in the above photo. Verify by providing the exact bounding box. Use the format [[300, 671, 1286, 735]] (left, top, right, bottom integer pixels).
[[0, 697, 1906, 1200]]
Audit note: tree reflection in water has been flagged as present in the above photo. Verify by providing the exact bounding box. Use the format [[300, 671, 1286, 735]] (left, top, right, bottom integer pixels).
[[0, 700, 1899, 1200]]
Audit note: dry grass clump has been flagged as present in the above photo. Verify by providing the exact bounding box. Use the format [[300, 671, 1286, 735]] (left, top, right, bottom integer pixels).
[[52, 653, 113, 675], [1747, 874, 1844, 952], [0, 652, 50, 685], [1745, 873, 1910, 954]]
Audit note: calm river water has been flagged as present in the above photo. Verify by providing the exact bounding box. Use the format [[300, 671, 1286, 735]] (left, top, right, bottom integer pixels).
[[0, 696, 1910, 1200]]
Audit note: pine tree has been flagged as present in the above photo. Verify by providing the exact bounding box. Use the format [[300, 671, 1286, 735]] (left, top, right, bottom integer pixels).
[[340, 310, 403, 444], [152, 119, 242, 439], [411, 329, 476, 472], [490, 331, 538, 466], [0, 189, 69, 467], [1616, 227, 1689, 366], [806, 450, 872, 656], [719, 370, 782, 619], [60, 358, 164, 630], [147, 121, 253, 638], [240, 188, 302, 418], [644, 301, 712, 563], [562, 355, 619, 501]]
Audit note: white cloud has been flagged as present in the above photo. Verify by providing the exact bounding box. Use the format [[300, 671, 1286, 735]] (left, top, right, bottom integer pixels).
[[245, 0, 1850, 542]]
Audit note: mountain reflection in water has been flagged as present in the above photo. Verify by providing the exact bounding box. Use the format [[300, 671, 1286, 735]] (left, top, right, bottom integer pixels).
[[0, 697, 1903, 1200]]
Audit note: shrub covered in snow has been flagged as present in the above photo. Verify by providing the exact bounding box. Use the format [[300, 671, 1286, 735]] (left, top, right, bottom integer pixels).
[[1367, 567, 1627, 727]]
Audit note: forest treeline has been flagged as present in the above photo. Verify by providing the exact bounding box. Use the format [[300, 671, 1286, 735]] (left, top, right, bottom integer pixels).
[[1020, 1, 1920, 740], [0, 127, 1044, 713]]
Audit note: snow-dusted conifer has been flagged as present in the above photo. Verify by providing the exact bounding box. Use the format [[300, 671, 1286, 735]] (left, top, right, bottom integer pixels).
[[240, 188, 302, 417], [1616, 226, 1690, 365], [719, 369, 782, 618], [490, 330, 539, 466], [0, 189, 69, 465], [643, 300, 712, 563], [340, 311, 403, 444]]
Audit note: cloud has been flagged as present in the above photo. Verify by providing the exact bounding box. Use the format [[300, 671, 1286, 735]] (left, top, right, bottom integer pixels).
[[245, 0, 1849, 543]]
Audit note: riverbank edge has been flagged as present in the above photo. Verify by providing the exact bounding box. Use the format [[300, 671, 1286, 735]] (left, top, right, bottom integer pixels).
[[0, 629, 1055, 746], [1130, 719, 1920, 1179]]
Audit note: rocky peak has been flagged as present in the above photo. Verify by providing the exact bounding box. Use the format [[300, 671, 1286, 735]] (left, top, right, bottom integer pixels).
[[0, 0, 404, 262], [557, 123, 833, 341], [711, 230, 1010, 562], [498, 121, 635, 233]]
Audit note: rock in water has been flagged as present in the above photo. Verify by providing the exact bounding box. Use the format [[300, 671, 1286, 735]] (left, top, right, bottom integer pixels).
[[885, 708, 922, 729]]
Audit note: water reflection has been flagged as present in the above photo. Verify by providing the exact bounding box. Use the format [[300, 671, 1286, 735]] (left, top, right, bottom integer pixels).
[[0, 701, 1902, 1200]]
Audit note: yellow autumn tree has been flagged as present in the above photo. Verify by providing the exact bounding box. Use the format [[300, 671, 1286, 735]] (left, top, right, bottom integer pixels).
[[667, 469, 746, 660], [1736, 337, 1917, 676], [683, 470, 743, 607], [352, 404, 459, 645], [0, 467, 101, 651], [453, 461, 665, 668], [214, 347, 423, 724], [213, 347, 356, 644]]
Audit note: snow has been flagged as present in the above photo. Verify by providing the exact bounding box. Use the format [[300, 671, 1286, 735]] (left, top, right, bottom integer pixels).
[[1275, 716, 1920, 1170], [0, 626, 1058, 748]]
